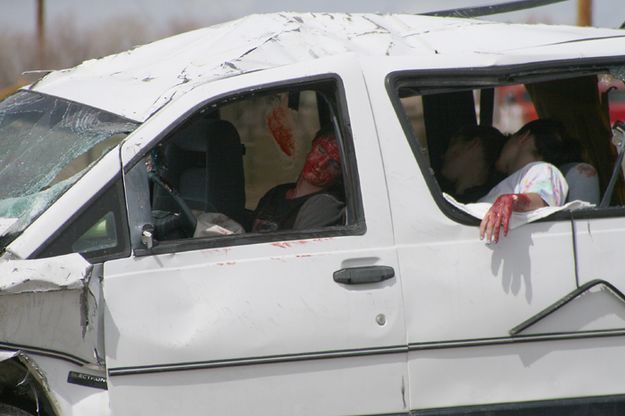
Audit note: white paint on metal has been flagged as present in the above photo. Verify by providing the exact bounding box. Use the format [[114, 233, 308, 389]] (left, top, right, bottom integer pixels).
[[0, 218, 17, 237], [0, 253, 91, 294]]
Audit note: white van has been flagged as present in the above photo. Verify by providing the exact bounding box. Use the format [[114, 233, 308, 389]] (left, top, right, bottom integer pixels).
[[1, 11, 625, 416]]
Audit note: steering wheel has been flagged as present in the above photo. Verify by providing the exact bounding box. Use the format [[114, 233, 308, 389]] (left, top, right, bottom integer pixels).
[[148, 172, 197, 238]]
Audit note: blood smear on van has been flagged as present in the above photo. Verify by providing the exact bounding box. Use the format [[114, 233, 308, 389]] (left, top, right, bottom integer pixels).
[[267, 106, 295, 156]]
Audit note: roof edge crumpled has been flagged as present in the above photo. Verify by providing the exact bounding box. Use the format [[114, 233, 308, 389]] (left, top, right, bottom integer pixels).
[[31, 12, 625, 122]]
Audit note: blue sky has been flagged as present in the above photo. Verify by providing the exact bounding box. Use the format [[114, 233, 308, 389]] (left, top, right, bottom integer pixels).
[[1, 0, 623, 34]]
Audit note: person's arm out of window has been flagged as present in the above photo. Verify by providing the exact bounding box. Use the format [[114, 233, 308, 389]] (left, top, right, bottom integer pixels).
[[479, 193, 546, 243], [479, 163, 568, 243]]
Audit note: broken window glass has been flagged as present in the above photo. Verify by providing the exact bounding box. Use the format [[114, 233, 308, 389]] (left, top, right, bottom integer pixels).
[[0, 90, 139, 243]]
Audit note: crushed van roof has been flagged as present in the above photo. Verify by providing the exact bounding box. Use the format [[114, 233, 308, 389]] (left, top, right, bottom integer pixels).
[[31, 12, 625, 122]]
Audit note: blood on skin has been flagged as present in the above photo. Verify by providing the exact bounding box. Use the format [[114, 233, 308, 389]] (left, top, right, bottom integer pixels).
[[481, 193, 531, 243], [266, 106, 295, 156], [301, 135, 341, 188]]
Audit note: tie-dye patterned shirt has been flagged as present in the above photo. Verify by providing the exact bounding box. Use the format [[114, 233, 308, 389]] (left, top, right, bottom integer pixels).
[[479, 162, 569, 206]]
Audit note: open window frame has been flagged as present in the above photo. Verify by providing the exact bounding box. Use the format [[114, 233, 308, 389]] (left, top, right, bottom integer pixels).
[[387, 57, 625, 226], [126, 74, 365, 256]]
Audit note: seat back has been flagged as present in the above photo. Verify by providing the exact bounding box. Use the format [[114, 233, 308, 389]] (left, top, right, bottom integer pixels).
[[154, 118, 246, 224], [560, 162, 600, 204]]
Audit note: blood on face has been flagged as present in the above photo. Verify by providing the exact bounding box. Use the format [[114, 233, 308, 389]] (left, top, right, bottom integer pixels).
[[301, 135, 341, 187]]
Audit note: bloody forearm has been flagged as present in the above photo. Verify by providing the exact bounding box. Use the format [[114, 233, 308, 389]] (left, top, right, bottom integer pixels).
[[479, 193, 545, 243]]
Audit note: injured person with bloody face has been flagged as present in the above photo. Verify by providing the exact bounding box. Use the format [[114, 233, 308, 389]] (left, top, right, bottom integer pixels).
[[251, 130, 345, 232]]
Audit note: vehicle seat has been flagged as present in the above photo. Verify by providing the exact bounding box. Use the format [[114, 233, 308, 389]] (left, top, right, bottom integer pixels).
[[559, 162, 600, 204], [154, 118, 246, 225]]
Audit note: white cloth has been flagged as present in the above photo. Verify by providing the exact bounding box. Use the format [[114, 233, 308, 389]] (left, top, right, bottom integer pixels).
[[193, 212, 244, 237], [445, 193, 593, 230], [479, 161, 568, 207]]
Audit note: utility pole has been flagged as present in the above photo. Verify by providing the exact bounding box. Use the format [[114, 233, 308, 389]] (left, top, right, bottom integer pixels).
[[36, 0, 45, 68], [577, 0, 592, 26]]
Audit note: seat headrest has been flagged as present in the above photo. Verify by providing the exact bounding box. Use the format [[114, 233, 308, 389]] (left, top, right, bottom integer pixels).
[[559, 162, 600, 204], [172, 119, 240, 153]]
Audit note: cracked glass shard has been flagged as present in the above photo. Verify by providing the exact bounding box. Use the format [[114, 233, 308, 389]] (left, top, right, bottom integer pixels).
[[0, 90, 139, 241], [610, 66, 625, 82]]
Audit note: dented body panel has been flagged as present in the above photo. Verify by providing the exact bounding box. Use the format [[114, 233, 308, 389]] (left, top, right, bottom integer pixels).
[[0, 254, 90, 294], [1, 11, 625, 416], [0, 254, 99, 365], [0, 258, 107, 415]]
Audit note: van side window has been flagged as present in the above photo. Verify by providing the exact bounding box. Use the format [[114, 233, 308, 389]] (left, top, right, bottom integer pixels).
[[131, 79, 362, 251], [35, 178, 130, 262], [393, 70, 625, 217]]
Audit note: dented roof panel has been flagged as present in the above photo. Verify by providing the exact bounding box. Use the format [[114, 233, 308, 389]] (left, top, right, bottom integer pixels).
[[32, 13, 625, 122]]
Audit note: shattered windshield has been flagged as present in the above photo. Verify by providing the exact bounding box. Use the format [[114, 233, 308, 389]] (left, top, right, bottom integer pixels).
[[0, 90, 139, 246]]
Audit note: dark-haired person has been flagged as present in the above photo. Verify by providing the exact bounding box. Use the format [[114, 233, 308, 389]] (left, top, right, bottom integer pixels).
[[439, 125, 507, 203], [252, 130, 344, 232], [479, 119, 571, 243]]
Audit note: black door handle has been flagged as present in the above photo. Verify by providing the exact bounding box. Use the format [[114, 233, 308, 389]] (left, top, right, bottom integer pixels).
[[333, 266, 395, 285]]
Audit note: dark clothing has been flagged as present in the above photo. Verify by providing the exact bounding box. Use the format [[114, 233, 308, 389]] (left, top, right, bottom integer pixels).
[[438, 173, 505, 204], [252, 183, 344, 232]]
